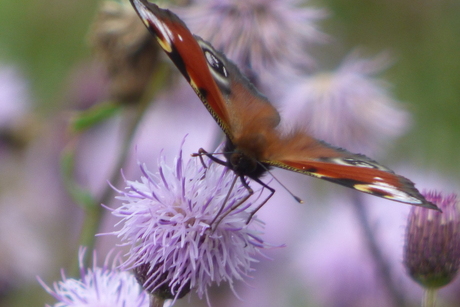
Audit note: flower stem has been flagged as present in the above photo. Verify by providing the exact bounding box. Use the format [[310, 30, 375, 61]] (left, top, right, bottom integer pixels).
[[351, 192, 406, 307], [422, 288, 437, 307], [69, 62, 170, 272], [149, 294, 166, 307]]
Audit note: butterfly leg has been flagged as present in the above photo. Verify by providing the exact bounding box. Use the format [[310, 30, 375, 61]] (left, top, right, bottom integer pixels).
[[193, 148, 228, 167], [192, 148, 228, 180], [192, 148, 210, 169], [245, 177, 275, 224], [211, 175, 254, 232], [212, 176, 275, 230]]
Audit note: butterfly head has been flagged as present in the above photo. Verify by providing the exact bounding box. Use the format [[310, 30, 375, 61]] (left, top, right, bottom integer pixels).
[[224, 138, 270, 180]]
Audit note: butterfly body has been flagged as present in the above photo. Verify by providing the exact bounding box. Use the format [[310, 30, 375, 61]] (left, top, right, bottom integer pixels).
[[130, 0, 439, 211], [223, 137, 270, 180]]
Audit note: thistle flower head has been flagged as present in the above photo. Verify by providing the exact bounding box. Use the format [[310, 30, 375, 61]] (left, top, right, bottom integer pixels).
[[281, 53, 410, 155], [108, 144, 268, 303], [39, 247, 149, 307], [178, 0, 326, 82], [404, 191, 460, 289]]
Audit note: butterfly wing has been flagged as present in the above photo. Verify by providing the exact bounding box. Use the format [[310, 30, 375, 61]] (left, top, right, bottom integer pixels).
[[130, 0, 232, 136], [262, 131, 438, 209], [130, 0, 280, 143]]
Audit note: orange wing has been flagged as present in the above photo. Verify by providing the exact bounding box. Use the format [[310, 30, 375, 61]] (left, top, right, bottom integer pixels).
[[131, 0, 232, 135], [262, 131, 438, 209]]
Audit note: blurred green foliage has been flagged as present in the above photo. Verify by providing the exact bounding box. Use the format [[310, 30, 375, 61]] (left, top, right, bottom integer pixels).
[[0, 0, 98, 114], [322, 0, 460, 176]]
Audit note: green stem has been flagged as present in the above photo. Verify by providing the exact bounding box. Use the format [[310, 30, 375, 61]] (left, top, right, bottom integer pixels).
[[149, 295, 166, 307], [422, 288, 437, 307], [351, 192, 406, 307], [69, 62, 170, 273]]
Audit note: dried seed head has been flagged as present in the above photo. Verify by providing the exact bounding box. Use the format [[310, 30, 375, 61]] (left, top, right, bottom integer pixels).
[[89, 0, 160, 103]]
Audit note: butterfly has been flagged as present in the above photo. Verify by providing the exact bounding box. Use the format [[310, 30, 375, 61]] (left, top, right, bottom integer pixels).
[[129, 0, 439, 212]]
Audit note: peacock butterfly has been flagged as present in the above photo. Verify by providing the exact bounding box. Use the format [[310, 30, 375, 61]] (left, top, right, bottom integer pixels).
[[129, 0, 439, 212]]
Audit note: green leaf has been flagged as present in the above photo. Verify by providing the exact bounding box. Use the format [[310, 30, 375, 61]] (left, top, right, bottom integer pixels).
[[60, 146, 96, 210], [71, 101, 122, 132]]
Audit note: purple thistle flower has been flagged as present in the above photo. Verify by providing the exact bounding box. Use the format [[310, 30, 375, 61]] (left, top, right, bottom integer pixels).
[[108, 144, 268, 303], [404, 191, 460, 289], [177, 0, 327, 82], [281, 53, 410, 155], [39, 247, 149, 307]]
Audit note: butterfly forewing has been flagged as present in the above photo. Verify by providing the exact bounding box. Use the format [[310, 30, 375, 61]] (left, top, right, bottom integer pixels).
[[261, 132, 437, 209], [271, 156, 432, 207], [195, 39, 281, 135], [131, 0, 232, 136]]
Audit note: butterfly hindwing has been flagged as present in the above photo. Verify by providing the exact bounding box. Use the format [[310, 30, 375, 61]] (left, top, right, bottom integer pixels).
[[263, 133, 435, 208]]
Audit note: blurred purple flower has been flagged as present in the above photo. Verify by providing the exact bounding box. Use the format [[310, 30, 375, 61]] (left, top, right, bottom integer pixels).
[[178, 0, 326, 83], [107, 142, 269, 303], [0, 64, 34, 150], [281, 53, 410, 155], [404, 191, 460, 289], [39, 247, 149, 307], [0, 64, 48, 294], [293, 194, 402, 307], [0, 64, 30, 129]]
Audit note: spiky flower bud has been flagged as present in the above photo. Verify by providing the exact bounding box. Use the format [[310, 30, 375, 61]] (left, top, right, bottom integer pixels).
[[404, 191, 460, 288]]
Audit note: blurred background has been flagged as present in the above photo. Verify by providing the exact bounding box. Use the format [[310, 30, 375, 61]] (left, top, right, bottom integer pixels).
[[0, 0, 459, 306]]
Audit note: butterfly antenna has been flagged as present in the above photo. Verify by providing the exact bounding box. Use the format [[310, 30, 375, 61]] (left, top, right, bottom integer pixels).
[[259, 163, 304, 204]]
